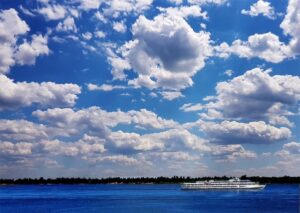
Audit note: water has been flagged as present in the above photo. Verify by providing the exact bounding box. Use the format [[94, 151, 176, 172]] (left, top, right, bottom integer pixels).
[[0, 184, 298, 212]]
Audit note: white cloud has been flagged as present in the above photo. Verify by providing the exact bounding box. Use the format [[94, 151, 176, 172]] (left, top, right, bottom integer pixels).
[[0, 75, 81, 110], [94, 11, 108, 23], [215, 33, 290, 63], [0, 44, 15, 75], [0, 9, 49, 73], [15, 34, 49, 65], [0, 119, 50, 141], [200, 120, 291, 144], [280, 0, 300, 55], [158, 5, 207, 19], [102, 0, 153, 17], [39, 137, 106, 157], [241, 0, 276, 19], [217, 0, 300, 62], [224, 69, 233, 77], [37, 4, 67, 20], [56, 17, 77, 32], [87, 83, 127, 91], [151, 151, 200, 162], [180, 103, 204, 112], [79, 0, 103, 11], [187, 0, 227, 5], [109, 128, 210, 153], [94, 30, 106, 38], [167, 0, 183, 5], [19, 5, 35, 17], [82, 32, 93, 40], [131, 14, 211, 75], [282, 141, 300, 154], [0, 110, 222, 173], [274, 141, 300, 175], [275, 142, 299, 160], [33, 107, 178, 131], [0, 141, 33, 156], [211, 144, 257, 162], [87, 155, 140, 165], [0, 9, 30, 74], [108, 13, 212, 95], [149, 92, 158, 98], [160, 91, 184, 101], [203, 68, 300, 123], [113, 21, 127, 33]]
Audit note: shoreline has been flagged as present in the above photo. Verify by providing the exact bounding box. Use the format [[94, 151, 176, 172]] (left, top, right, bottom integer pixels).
[[1, 176, 300, 185]]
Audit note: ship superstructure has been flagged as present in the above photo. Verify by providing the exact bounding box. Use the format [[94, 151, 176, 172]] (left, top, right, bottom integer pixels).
[[181, 178, 265, 190]]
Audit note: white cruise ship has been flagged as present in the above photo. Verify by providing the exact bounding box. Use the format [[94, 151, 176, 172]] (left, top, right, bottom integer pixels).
[[181, 178, 266, 190]]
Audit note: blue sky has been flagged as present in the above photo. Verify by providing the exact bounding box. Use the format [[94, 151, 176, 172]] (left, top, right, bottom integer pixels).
[[0, 0, 299, 178]]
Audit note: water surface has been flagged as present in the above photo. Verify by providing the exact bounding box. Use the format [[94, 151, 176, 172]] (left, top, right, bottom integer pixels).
[[0, 184, 298, 212]]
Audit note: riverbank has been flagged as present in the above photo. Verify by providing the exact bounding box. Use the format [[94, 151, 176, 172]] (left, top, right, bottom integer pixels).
[[1, 176, 300, 185]]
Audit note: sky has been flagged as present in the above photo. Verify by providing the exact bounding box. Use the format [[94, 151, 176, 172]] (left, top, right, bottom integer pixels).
[[0, 0, 299, 178]]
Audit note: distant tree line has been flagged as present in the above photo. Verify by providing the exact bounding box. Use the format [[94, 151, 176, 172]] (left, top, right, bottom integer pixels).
[[0, 175, 299, 185]]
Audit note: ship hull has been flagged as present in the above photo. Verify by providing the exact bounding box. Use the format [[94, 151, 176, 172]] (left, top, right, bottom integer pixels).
[[181, 184, 266, 190]]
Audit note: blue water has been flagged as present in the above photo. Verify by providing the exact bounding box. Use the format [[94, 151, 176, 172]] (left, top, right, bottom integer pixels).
[[0, 184, 299, 212]]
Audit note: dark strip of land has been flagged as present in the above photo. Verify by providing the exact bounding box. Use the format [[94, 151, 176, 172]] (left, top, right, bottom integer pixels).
[[0, 176, 300, 184]]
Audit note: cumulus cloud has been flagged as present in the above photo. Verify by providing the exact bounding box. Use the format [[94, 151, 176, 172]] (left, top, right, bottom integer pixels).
[[82, 32, 93, 40], [94, 11, 108, 23], [102, 0, 153, 17], [94, 30, 106, 38], [211, 144, 257, 162], [79, 0, 103, 11], [109, 128, 210, 153], [202, 68, 300, 124], [187, 0, 227, 5], [280, 0, 300, 55], [273, 141, 300, 175], [0, 110, 215, 173], [180, 103, 204, 112], [160, 91, 184, 101], [282, 141, 300, 154], [112, 21, 127, 33], [200, 120, 291, 144], [224, 69, 233, 77], [86, 155, 140, 166], [158, 5, 207, 19], [87, 83, 127, 91], [19, 5, 35, 17], [0, 9, 29, 43], [0, 9, 50, 74], [0, 75, 81, 110], [39, 137, 106, 157], [0, 141, 33, 156], [241, 0, 276, 19], [108, 13, 212, 95], [37, 4, 67, 20], [151, 151, 200, 162], [167, 0, 183, 5], [215, 33, 290, 63], [130, 14, 211, 75], [0, 119, 50, 141], [56, 17, 77, 32], [33, 107, 178, 131], [217, 0, 300, 62], [0, 113, 262, 175], [15, 34, 49, 65], [0, 44, 15, 75], [275, 141, 300, 159], [0, 9, 29, 73]]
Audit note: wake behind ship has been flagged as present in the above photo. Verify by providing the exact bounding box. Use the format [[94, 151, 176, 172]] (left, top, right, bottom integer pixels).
[[181, 178, 266, 190]]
